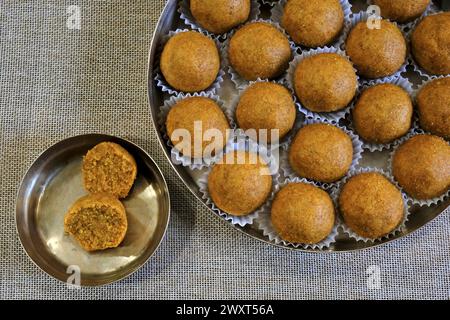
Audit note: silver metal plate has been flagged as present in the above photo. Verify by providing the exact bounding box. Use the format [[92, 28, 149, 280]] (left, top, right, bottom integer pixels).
[[147, 0, 449, 252], [16, 134, 170, 286]]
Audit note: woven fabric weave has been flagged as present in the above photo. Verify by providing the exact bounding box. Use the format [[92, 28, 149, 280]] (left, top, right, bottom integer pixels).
[[1, 0, 449, 299]]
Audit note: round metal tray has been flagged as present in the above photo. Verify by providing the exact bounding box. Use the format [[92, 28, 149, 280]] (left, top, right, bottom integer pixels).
[[16, 134, 170, 285], [147, 0, 449, 252]]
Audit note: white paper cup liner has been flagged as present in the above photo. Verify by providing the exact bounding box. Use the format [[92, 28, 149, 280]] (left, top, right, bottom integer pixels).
[[260, 0, 278, 6], [347, 75, 417, 152], [229, 78, 301, 150], [158, 92, 236, 170], [154, 28, 225, 96], [284, 46, 359, 123], [367, 0, 439, 31], [330, 167, 411, 243], [407, 55, 448, 82], [406, 11, 450, 82], [178, 0, 261, 40], [197, 135, 280, 226], [279, 118, 363, 190], [271, 0, 352, 49], [222, 18, 297, 90], [341, 11, 409, 83], [254, 177, 339, 250], [388, 131, 450, 207]]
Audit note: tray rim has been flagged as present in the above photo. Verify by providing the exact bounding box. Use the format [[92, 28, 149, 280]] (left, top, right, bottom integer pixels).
[[15, 133, 171, 286], [146, 0, 450, 253]]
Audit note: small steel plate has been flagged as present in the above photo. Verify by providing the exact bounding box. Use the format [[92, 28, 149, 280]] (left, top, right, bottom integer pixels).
[[16, 134, 170, 286]]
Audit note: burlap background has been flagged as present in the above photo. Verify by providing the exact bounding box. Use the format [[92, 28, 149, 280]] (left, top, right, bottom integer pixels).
[[1, 0, 449, 299]]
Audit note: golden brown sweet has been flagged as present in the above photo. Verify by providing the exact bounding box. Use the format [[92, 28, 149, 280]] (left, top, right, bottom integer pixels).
[[416, 77, 450, 139], [64, 194, 128, 252], [346, 20, 406, 78], [353, 83, 413, 144], [373, 0, 430, 23], [289, 123, 353, 183], [190, 0, 251, 34], [236, 82, 296, 143], [339, 172, 404, 239], [294, 53, 357, 112], [166, 97, 230, 159], [160, 31, 220, 92], [208, 151, 272, 216], [411, 13, 450, 75], [83, 142, 137, 199], [271, 183, 335, 244], [393, 135, 450, 199], [228, 22, 291, 81], [282, 0, 344, 47]]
